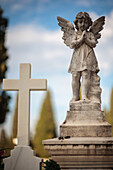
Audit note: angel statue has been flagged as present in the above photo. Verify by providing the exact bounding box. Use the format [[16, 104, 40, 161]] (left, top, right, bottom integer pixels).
[[57, 12, 105, 103]]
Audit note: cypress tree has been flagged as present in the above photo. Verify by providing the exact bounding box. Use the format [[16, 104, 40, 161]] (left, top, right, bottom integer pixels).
[[0, 6, 10, 123], [104, 107, 110, 122], [0, 129, 12, 156], [33, 90, 56, 157], [109, 88, 113, 135], [0, 129, 9, 149], [11, 94, 18, 140], [105, 88, 113, 136], [109, 88, 113, 122]]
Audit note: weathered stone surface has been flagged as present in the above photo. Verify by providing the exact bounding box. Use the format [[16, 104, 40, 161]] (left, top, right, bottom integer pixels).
[[60, 99, 112, 137], [64, 110, 106, 124], [60, 124, 112, 137], [57, 13, 105, 102], [70, 100, 101, 111], [88, 73, 102, 103], [4, 146, 42, 170], [43, 137, 113, 169], [43, 137, 113, 144]]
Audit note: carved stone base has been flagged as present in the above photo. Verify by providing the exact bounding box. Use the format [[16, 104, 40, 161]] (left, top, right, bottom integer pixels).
[[43, 99, 113, 169], [4, 146, 42, 170], [43, 137, 113, 170], [60, 100, 112, 137], [64, 110, 107, 124], [69, 100, 101, 111], [60, 124, 112, 137]]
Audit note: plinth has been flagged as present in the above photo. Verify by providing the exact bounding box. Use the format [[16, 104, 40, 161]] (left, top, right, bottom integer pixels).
[[43, 100, 113, 169], [60, 100, 112, 137], [4, 146, 42, 170], [43, 137, 113, 169]]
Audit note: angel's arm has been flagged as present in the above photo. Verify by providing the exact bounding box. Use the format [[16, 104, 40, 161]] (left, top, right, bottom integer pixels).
[[70, 32, 85, 49], [84, 32, 97, 48], [70, 36, 84, 49]]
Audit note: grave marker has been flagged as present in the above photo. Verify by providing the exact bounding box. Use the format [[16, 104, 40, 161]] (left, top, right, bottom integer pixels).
[[3, 63, 47, 170]]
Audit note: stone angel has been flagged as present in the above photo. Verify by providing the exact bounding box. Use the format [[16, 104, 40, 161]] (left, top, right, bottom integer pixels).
[[57, 12, 105, 103]]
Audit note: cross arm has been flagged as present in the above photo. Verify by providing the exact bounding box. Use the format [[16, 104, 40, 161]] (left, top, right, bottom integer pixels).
[[3, 79, 19, 91], [29, 79, 47, 91]]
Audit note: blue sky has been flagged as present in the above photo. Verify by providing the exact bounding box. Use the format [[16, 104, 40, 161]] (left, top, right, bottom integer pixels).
[[1, 0, 113, 136]]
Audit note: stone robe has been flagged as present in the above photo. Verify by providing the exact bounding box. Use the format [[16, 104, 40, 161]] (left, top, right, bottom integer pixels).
[[68, 31, 99, 73]]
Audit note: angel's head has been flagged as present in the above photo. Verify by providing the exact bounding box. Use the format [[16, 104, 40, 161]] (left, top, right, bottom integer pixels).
[[74, 12, 92, 31]]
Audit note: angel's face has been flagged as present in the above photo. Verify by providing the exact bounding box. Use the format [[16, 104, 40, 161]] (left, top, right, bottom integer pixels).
[[77, 18, 89, 32]]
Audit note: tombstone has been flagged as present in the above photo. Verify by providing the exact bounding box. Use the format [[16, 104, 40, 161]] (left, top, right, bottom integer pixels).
[[43, 12, 113, 169], [3, 63, 47, 170]]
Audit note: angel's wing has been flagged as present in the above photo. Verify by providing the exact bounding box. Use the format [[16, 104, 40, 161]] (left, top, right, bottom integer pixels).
[[57, 16, 76, 48], [90, 16, 105, 41]]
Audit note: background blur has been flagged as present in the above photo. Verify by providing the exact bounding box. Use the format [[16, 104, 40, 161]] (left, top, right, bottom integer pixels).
[[0, 0, 113, 138]]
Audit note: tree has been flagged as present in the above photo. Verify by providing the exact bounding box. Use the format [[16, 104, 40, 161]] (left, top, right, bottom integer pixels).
[[105, 88, 113, 136], [0, 129, 12, 156], [109, 88, 113, 126], [0, 6, 10, 123], [33, 90, 56, 157], [11, 94, 18, 140], [0, 129, 9, 149]]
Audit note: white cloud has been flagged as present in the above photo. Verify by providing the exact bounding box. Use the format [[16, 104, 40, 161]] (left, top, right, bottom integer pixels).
[[101, 11, 113, 43], [6, 24, 71, 80], [36, 0, 51, 13], [89, 11, 113, 76], [7, 25, 61, 46], [76, 0, 95, 7], [11, 4, 24, 12], [90, 11, 100, 21], [101, 87, 111, 110], [5, 11, 113, 135]]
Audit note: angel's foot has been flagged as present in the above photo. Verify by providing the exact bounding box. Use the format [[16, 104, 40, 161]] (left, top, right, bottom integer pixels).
[[82, 97, 90, 101], [70, 96, 80, 102]]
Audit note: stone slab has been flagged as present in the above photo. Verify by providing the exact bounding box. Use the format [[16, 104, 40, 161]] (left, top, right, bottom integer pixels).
[[43, 137, 113, 169], [70, 100, 101, 111], [64, 110, 107, 124], [4, 146, 42, 170], [60, 124, 112, 137], [43, 137, 113, 145]]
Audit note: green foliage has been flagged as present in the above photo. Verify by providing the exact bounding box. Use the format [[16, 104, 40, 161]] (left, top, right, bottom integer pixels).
[[43, 159, 60, 170], [105, 88, 113, 136], [79, 87, 81, 100], [11, 94, 18, 139], [0, 6, 10, 124], [0, 91, 10, 123], [0, 148, 10, 170], [0, 129, 13, 157], [33, 90, 56, 157]]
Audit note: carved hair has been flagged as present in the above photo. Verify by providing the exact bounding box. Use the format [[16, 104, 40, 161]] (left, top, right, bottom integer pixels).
[[74, 12, 92, 30]]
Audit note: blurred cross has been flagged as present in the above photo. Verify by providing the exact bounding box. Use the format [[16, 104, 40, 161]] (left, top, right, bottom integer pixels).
[[3, 63, 47, 146]]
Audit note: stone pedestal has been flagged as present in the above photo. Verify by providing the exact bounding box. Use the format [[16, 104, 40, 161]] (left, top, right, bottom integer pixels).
[[60, 100, 112, 137], [4, 146, 42, 170], [43, 100, 113, 169], [60, 101, 112, 137], [43, 137, 113, 169]]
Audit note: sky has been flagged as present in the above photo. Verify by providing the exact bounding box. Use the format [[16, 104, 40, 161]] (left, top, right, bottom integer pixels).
[[0, 0, 113, 136]]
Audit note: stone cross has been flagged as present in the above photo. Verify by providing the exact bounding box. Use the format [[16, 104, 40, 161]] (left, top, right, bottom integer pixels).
[[3, 63, 47, 146]]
